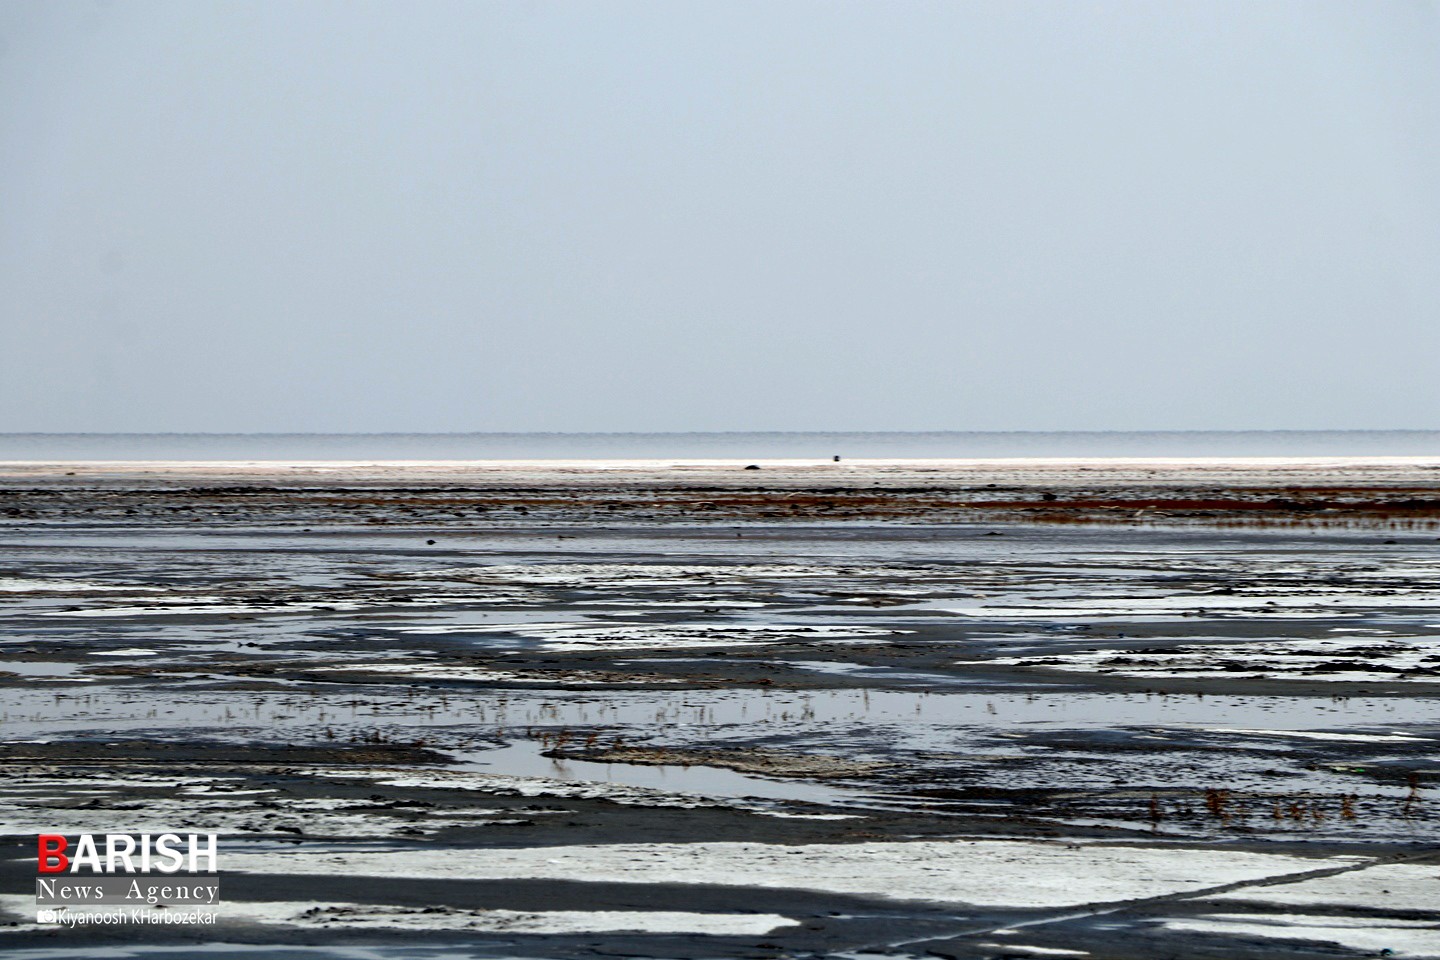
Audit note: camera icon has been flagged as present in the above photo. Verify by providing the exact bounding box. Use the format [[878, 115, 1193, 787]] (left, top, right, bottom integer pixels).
[[36, 909, 58, 924]]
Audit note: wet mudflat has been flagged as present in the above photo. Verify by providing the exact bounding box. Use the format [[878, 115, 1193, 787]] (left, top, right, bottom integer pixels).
[[0, 461, 1438, 958]]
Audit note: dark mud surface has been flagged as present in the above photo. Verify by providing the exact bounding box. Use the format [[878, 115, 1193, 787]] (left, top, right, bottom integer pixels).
[[1, 462, 1438, 958]]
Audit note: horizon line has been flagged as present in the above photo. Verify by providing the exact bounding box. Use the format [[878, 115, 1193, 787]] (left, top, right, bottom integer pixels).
[[3, 428, 1439, 439]]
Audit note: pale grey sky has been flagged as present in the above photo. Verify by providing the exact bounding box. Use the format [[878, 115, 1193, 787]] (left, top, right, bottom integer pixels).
[[2, 1, 1437, 433]]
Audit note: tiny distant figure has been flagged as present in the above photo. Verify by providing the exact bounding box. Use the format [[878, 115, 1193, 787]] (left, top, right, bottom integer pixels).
[[833, 455, 841, 462]]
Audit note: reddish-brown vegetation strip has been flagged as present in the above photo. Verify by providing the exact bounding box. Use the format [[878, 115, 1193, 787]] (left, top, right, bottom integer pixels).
[[4, 484, 1440, 526]]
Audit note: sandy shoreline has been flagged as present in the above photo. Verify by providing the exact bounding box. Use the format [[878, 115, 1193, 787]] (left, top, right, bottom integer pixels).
[[5, 455, 1440, 483], [6, 458, 1440, 528]]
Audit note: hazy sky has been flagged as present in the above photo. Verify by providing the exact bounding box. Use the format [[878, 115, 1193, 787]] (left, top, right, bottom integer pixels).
[[2, 1, 1437, 433]]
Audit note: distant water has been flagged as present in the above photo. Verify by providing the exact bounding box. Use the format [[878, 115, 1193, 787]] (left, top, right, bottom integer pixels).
[[0, 431, 1437, 461]]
